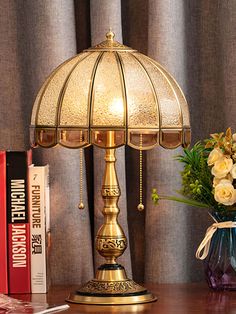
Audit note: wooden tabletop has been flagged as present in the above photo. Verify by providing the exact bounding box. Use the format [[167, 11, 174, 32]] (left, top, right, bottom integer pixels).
[[12, 283, 236, 313]]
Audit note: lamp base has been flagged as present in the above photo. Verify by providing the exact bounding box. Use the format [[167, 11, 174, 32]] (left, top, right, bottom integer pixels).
[[66, 264, 157, 305]]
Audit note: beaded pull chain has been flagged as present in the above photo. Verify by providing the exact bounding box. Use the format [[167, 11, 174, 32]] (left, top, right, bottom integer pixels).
[[137, 134, 144, 211], [78, 131, 85, 210]]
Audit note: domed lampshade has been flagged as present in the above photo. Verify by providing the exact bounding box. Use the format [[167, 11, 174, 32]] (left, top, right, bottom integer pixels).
[[30, 31, 190, 151]]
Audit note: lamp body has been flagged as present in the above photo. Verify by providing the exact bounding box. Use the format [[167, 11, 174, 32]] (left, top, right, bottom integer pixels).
[[96, 132, 126, 264], [30, 32, 191, 305]]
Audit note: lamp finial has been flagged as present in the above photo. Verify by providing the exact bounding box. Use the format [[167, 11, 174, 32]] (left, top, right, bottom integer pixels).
[[106, 29, 115, 41]]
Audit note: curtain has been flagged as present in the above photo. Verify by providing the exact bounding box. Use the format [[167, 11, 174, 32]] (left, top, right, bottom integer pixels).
[[1, 0, 235, 285]]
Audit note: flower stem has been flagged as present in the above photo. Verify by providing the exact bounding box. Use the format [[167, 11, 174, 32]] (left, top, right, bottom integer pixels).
[[158, 195, 210, 208]]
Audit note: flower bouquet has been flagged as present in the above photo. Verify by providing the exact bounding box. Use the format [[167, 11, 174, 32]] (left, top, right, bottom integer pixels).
[[152, 128, 236, 290]]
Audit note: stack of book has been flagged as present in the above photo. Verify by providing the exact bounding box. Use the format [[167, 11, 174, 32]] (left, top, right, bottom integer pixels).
[[0, 151, 50, 294]]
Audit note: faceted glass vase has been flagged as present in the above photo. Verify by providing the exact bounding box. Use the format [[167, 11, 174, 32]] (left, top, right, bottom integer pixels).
[[204, 211, 236, 290]]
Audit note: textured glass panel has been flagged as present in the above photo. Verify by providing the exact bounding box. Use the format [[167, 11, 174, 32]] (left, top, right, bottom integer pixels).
[[58, 129, 89, 148], [156, 61, 190, 127], [133, 53, 182, 128], [92, 53, 125, 127], [31, 76, 51, 125], [32, 57, 76, 125], [128, 131, 158, 150], [160, 99, 182, 128], [60, 52, 100, 127], [119, 52, 158, 128], [91, 130, 125, 148], [37, 53, 89, 126], [160, 130, 182, 149]]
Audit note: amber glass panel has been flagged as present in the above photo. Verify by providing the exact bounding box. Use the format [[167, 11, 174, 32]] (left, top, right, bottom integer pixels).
[[35, 128, 57, 148], [58, 129, 89, 148], [128, 131, 158, 150], [160, 130, 182, 149], [29, 127, 38, 148], [59, 52, 100, 127], [92, 52, 125, 127], [91, 130, 125, 148], [183, 128, 191, 148], [119, 52, 158, 128]]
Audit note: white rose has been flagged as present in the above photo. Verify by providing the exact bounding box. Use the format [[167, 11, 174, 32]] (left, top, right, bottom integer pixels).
[[214, 179, 236, 206], [211, 157, 233, 178], [213, 173, 233, 187], [230, 163, 236, 179], [207, 148, 223, 166]]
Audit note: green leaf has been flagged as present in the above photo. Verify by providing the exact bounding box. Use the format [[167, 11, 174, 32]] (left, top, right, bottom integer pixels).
[[158, 195, 210, 208]]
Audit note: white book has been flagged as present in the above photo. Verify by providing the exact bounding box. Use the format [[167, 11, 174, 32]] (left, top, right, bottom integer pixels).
[[29, 165, 50, 293]]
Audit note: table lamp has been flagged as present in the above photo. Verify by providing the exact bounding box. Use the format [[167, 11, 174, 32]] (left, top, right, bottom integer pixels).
[[30, 31, 191, 305]]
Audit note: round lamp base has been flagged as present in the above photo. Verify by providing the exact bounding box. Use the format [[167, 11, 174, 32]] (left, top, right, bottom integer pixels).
[[67, 284, 157, 305], [67, 264, 157, 305]]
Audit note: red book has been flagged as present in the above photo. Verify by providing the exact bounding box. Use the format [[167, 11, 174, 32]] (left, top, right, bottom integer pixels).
[[6, 151, 32, 293], [0, 152, 8, 294]]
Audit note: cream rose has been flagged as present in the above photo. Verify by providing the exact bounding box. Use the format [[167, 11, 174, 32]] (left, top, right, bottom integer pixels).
[[230, 163, 236, 179], [207, 148, 224, 166], [211, 157, 233, 178], [233, 133, 236, 142], [214, 179, 236, 205], [213, 173, 233, 187]]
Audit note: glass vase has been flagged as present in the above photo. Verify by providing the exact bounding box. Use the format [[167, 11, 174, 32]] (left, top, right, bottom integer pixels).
[[204, 211, 236, 290]]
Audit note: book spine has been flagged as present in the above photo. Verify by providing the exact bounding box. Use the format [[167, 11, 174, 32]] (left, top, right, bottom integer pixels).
[[45, 165, 51, 291], [7, 151, 32, 293], [0, 152, 8, 294], [29, 166, 48, 293]]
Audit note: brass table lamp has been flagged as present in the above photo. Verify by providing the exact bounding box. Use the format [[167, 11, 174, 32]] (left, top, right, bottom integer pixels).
[[30, 31, 191, 305]]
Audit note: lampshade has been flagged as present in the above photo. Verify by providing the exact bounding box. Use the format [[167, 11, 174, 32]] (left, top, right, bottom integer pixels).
[[30, 31, 191, 150]]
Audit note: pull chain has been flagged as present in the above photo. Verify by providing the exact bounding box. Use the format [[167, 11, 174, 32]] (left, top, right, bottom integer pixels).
[[78, 131, 85, 210], [137, 133, 144, 211]]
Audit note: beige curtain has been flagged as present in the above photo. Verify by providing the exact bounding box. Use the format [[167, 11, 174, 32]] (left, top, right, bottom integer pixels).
[[145, 0, 201, 283], [1, 0, 235, 285]]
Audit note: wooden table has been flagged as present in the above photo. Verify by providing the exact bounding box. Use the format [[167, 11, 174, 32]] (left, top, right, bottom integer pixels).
[[13, 283, 236, 313]]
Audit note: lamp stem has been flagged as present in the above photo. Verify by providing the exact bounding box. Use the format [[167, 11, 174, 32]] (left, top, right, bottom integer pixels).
[[68, 131, 156, 303], [95, 131, 127, 265]]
